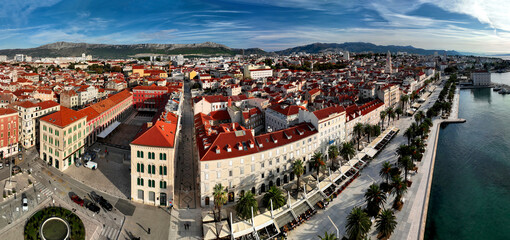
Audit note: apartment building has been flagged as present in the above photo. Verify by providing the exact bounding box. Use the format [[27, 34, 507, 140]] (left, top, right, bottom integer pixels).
[[196, 119, 318, 207], [11, 100, 60, 149], [299, 106, 346, 153], [0, 108, 19, 158], [130, 115, 178, 207], [39, 107, 87, 171], [60, 90, 79, 109], [132, 85, 169, 111], [265, 104, 304, 132]]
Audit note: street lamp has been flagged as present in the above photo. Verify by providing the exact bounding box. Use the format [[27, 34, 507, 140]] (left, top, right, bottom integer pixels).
[[327, 215, 339, 238]]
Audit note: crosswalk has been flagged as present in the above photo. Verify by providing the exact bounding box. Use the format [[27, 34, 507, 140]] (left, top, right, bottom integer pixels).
[[34, 181, 53, 197], [99, 225, 120, 240]]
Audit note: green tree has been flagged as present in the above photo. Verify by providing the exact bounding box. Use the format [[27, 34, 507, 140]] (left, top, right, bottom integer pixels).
[[293, 159, 305, 193], [364, 183, 387, 217], [379, 161, 392, 184], [235, 192, 258, 220], [400, 94, 409, 112], [345, 207, 372, 240], [395, 107, 403, 120], [363, 124, 372, 142], [213, 184, 227, 222], [262, 186, 286, 209], [397, 156, 413, 182], [391, 176, 408, 209], [311, 151, 325, 179], [328, 145, 339, 169], [386, 107, 394, 127], [380, 110, 387, 129], [376, 209, 398, 239], [353, 123, 364, 150], [318, 231, 338, 240], [340, 142, 356, 162]]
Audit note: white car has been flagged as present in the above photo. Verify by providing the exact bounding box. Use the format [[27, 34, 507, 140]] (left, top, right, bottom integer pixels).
[[84, 161, 98, 170], [92, 148, 101, 153], [22, 194, 28, 211]]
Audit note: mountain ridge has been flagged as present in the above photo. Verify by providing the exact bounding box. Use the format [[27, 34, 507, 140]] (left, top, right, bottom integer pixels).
[[0, 41, 460, 59]]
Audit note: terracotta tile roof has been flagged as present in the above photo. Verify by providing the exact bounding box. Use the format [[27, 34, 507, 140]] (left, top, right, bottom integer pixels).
[[13, 101, 37, 109], [131, 120, 177, 148], [41, 106, 86, 127], [313, 106, 346, 120], [36, 100, 59, 110], [77, 106, 100, 120], [268, 104, 305, 116], [209, 110, 231, 121], [0, 107, 17, 116]]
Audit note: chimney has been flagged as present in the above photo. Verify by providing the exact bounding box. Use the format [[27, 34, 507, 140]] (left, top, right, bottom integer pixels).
[[228, 97, 232, 107]]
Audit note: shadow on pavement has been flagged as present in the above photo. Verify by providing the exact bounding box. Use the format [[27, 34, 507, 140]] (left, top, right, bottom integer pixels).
[[115, 198, 136, 216]]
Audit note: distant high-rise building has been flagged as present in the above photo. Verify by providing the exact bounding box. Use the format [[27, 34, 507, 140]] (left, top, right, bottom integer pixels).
[[344, 51, 350, 60], [386, 51, 393, 74]]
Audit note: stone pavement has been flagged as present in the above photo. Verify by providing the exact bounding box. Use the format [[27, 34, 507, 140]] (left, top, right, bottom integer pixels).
[[289, 81, 446, 240], [119, 202, 171, 240], [168, 208, 202, 240]]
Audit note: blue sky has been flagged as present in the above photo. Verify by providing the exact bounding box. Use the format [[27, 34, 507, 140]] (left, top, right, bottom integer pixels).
[[0, 0, 509, 53]]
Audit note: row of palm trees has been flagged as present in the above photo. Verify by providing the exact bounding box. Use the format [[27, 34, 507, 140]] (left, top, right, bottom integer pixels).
[[213, 183, 287, 223], [379, 106, 403, 130], [353, 123, 381, 150]]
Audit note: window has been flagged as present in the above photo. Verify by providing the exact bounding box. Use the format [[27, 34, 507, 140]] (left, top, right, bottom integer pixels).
[[240, 168, 244, 174], [164, 166, 167, 175], [217, 162, 221, 168], [152, 165, 156, 174], [217, 171, 221, 179], [229, 170, 233, 177], [148, 165, 152, 174], [141, 163, 144, 173], [149, 191, 155, 201], [205, 163, 209, 169], [137, 163, 140, 172], [159, 153, 167, 160], [160, 181, 167, 189], [160, 165, 163, 175]]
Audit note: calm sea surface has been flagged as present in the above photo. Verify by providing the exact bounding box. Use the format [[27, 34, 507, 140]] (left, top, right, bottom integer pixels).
[[425, 72, 510, 239]]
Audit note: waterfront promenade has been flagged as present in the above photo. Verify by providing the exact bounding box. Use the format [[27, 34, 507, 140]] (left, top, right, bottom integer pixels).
[[288, 80, 458, 240]]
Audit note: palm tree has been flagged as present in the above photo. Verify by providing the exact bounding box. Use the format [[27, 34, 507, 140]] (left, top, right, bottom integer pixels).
[[376, 209, 398, 239], [380, 110, 387, 129], [395, 107, 403, 120], [364, 183, 387, 217], [318, 231, 338, 240], [372, 124, 381, 137], [328, 145, 339, 169], [385, 108, 394, 127], [353, 123, 364, 150], [397, 156, 413, 182], [403, 127, 414, 145], [389, 111, 396, 126], [235, 191, 258, 220], [400, 94, 409, 112], [311, 151, 325, 179], [423, 117, 433, 127], [345, 207, 372, 240], [379, 161, 392, 184], [414, 110, 424, 124], [213, 183, 227, 222], [340, 142, 356, 162], [293, 159, 304, 193], [363, 124, 372, 142], [262, 186, 286, 209], [391, 176, 408, 209]]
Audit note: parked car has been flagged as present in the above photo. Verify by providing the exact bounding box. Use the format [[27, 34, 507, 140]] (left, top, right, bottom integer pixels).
[[22, 193, 28, 211], [83, 152, 97, 162], [90, 191, 113, 211], [12, 165, 21, 174], [84, 161, 97, 170], [85, 201, 101, 214], [0, 162, 3, 169], [70, 194, 84, 206], [92, 148, 101, 153]]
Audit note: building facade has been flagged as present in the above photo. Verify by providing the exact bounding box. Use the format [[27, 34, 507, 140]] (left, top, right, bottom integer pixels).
[[0, 108, 19, 158], [39, 107, 87, 171]]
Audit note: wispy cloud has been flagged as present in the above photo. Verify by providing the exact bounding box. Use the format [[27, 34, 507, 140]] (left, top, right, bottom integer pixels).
[[0, 0, 62, 22]]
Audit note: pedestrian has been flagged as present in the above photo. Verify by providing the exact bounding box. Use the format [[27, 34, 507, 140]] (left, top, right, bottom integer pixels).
[[148, 228, 151, 234]]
